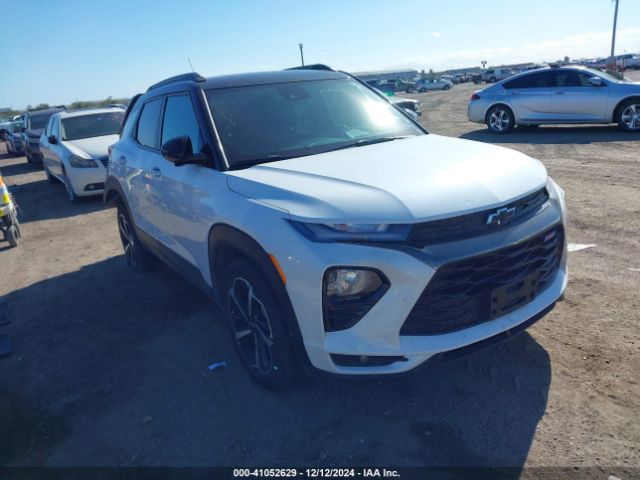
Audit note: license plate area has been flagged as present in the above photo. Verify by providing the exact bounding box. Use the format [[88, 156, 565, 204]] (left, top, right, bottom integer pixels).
[[490, 273, 540, 319]]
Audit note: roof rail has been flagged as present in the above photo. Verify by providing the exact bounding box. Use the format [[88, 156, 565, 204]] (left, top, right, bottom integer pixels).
[[147, 72, 206, 92], [286, 64, 334, 72]]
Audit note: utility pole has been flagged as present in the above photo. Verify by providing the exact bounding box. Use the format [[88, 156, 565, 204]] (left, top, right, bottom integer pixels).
[[299, 43, 305, 66], [609, 0, 620, 69]]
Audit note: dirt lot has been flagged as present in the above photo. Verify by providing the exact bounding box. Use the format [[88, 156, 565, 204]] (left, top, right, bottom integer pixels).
[[1, 73, 639, 474]]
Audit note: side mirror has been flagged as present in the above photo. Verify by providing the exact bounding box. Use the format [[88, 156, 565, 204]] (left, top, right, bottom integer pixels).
[[588, 77, 603, 87], [161, 136, 207, 166], [48, 135, 57, 144]]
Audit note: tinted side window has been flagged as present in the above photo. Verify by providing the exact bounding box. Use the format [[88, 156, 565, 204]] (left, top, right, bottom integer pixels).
[[161, 94, 203, 153], [136, 98, 163, 148], [554, 70, 591, 87], [504, 71, 553, 89]]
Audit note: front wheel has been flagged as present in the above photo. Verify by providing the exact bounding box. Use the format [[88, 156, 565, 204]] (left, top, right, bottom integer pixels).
[[443, 85, 450, 90], [486, 105, 515, 134], [406, 87, 415, 94], [617, 99, 640, 132], [224, 258, 300, 388], [6, 225, 20, 247], [63, 170, 79, 203]]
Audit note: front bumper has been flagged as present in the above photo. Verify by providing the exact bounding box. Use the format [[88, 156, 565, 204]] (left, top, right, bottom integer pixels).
[[67, 166, 107, 197], [274, 190, 567, 376]]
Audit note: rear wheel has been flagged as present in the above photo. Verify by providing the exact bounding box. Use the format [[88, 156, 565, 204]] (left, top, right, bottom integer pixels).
[[617, 99, 640, 132], [223, 258, 300, 388], [116, 203, 155, 272], [486, 105, 515, 134]]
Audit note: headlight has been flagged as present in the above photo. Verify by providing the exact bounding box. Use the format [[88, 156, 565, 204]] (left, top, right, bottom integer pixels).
[[289, 221, 411, 242], [69, 155, 98, 168]]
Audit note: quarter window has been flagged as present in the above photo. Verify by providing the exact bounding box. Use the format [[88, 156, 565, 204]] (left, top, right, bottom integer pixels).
[[161, 95, 203, 153], [136, 98, 163, 148]]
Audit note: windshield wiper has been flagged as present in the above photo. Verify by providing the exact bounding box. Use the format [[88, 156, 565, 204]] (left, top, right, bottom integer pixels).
[[321, 135, 414, 153]]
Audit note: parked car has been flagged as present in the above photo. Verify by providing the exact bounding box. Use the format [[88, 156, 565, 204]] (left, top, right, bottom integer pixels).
[[468, 65, 640, 133], [21, 106, 67, 165], [104, 68, 567, 387], [365, 79, 417, 94], [0, 117, 13, 141], [4, 121, 24, 155], [616, 54, 640, 70], [389, 96, 421, 116], [40, 107, 124, 202], [416, 78, 451, 92], [441, 75, 458, 85], [481, 68, 514, 83]]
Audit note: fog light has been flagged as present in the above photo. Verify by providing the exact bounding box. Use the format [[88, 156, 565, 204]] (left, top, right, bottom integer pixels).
[[326, 269, 382, 299], [323, 268, 389, 331]]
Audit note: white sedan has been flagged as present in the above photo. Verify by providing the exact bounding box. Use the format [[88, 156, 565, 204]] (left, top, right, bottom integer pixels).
[[40, 107, 125, 202]]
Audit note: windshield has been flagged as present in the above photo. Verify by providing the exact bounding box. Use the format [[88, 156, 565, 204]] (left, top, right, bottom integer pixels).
[[29, 114, 51, 130], [205, 78, 423, 167], [61, 111, 124, 141]]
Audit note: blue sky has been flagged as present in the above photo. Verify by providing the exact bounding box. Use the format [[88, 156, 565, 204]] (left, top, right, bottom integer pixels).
[[2, 0, 639, 109]]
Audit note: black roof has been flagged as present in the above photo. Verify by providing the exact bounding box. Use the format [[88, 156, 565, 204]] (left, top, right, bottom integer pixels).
[[146, 69, 348, 95]]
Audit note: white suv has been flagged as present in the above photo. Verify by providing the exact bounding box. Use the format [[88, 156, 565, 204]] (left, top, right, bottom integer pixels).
[[104, 67, 567, 387]]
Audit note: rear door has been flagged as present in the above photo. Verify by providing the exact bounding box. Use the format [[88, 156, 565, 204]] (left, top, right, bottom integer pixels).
[[504, 71, 554, 120], [547, 70, 609, 121], [122, 97, 168, 242]]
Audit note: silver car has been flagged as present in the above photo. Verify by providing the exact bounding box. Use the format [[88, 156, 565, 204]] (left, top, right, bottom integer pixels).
[[468, 66, 640, 133]]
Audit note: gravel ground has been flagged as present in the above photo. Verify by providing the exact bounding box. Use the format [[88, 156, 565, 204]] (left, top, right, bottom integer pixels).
[[0, 73, 638, 474]]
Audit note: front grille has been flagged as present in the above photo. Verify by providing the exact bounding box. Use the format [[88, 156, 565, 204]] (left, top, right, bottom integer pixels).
[[409, 188, 549, 246], [400, 225, 564, 336], [97, 155, 109, 167]]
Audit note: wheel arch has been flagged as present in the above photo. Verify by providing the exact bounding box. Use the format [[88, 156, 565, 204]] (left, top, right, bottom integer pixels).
[[207, 223, 312, 372], [484, 102, 516, 124], [612, 95, 640, 123]]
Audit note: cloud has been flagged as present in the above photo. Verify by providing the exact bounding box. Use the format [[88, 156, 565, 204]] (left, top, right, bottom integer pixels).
[[429, 32, 441, 38], [370, 28, 640, 71]]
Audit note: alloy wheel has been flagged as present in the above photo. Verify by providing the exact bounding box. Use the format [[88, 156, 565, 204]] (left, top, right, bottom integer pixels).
[[621, 103, 640, 130], [489, 108, 511, 132], [228, 277, 274, 374], [118, 212, 137, 269]]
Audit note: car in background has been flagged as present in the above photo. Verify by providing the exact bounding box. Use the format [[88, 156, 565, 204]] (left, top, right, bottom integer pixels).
[[365, 79, 417, 94], [21, 106, 67, 165], [481, 68, 514, 83], [0, 117, 13, 141], [616, 54, 640, 70], [389, 96, 421, 116], [39, 107, 124, 202], [416, 78, 451, 92], [441, 75, 458, 85], [4, 121, 24, 155], [468, 65, 640, 133]]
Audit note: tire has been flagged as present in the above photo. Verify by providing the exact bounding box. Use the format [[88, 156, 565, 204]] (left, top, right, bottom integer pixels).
[[406, 87, 415, 94], [44, 164, 57, 184], [26, 151, 32, 164], [419, 88, 427, 93], [616, 99, 640, 132], [62, 169, 80, 203], [443, 85, 450, 90], [223, 257, 300, 388], [6, 225, 19, 248], [486, 105, 515, 134], [116, 203, 155, 273], [489, 77, 496, 83]]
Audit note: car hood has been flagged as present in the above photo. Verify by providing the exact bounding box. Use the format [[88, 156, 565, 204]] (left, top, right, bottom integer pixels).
[[61, 134, 119, 159], [226, 134, 548, 223]]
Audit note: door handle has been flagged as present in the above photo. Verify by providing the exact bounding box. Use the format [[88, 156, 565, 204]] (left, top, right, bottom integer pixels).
[[117, 156, 127, 165], [151, 167, 162, 177]]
